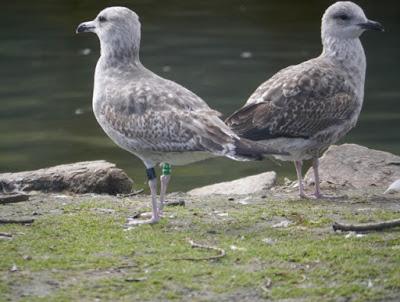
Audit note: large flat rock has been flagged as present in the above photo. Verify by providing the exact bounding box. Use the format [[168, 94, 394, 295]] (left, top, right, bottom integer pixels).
[[0, 161, 133, 195], [305, 144, 400, 189], [188, 171, 277, 196]]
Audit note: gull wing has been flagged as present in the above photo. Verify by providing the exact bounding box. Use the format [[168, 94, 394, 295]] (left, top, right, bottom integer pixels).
[[99, 76, 238, 155], [226, 59, 359, 140]]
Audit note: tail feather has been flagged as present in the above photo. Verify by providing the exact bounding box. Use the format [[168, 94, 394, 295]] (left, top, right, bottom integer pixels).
[[231, 138, 287, 161]]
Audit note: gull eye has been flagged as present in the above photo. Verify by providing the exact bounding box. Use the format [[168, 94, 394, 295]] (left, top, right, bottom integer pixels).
[[98, 16, 107, 22], [335, 14, 350, 21]]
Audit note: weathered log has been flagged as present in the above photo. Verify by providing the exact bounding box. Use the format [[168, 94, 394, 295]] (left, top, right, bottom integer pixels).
[[0, 161, 133, 195]]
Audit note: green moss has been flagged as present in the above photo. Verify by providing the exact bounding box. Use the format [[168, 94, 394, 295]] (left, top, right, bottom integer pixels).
[[1, 195, 400, 301]]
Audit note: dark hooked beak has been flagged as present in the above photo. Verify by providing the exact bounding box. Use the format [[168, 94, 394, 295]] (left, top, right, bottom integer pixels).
[[358, 20, 385, 32], [76, 21, 96, 34]]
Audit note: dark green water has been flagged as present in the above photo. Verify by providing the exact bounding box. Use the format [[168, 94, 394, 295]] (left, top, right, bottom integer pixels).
[[1, 1, 399, 191]]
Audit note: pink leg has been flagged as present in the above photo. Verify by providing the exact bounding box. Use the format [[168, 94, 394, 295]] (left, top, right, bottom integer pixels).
[[294, 160, 308, 198], [312, 157, 322, 198], [126, 169, 160, 225], [312, 157, 344, 199], [159, 174, 171, 215]]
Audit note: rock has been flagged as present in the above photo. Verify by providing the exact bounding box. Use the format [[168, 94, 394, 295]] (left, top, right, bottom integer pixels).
[[384, 179, 400, 194], [272, 219, 292, 228], [0, 193, 29, 204], [187, 171, 276, 196], [305, 144, 400, 189], [0, 161, 133, 195], [261, 238, 276, 245]]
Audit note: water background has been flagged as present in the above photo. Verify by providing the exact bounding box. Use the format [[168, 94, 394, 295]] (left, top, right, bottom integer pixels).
[[1, 0, 399, 191]]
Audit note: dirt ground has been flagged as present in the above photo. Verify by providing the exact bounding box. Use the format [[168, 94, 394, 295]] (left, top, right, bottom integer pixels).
[[1, 185, 400, 301]]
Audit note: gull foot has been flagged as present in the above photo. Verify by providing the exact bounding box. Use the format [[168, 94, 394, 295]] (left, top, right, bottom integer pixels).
[[140, 210, 165, 218], [298, 191, 346, 200], [125, 215, 160, 226], [299, 193, 313, 199], [136, 212, 153, 219]]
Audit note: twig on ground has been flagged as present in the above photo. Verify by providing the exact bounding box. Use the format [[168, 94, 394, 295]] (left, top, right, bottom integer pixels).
[[116, 264, 138, 270], [164, 200, 185, 207], [125, 277, 147, 282], [173, 239, 226, 261], [0, 193, 29, 204], [0, 218, 35, 224], [117, 189, 144, 198], [260, 277, 272, 294], [333, 218, 400, 232]]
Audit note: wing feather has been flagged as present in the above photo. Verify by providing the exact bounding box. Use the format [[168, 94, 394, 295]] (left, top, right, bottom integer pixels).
[[99, 76, 235, 154], [226, 59, 359, 140]]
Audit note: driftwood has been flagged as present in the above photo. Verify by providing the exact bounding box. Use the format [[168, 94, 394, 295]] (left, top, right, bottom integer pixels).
[[333, 219, 400, 232], [0, 161, 133, 195], [0, 193, 29, 204]]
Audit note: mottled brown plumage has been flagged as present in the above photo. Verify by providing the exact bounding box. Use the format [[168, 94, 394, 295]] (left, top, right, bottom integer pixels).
[[226, 1, 383, 198], [226, 59, 358, 145]]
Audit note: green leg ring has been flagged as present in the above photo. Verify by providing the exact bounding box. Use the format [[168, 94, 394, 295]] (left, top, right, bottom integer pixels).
[[162, 163, 171, 176]]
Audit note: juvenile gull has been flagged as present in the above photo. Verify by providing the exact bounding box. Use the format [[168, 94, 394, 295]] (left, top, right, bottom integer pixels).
[[226, 2, 384, 198], [76, 7, 283, 224]]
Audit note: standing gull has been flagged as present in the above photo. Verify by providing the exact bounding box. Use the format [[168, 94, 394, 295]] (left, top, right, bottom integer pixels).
[[76, 7, 283, 224], [226, 1, 384, 198]]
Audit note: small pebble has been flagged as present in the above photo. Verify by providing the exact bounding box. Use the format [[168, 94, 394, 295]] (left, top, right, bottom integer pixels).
[[262, 238, 276, 245], [230, 245, 246, 251], [272, 220, 292, 228], [345, 231, 365, 239], [283, 177, 293, 186], [238, 197, 251, 205]]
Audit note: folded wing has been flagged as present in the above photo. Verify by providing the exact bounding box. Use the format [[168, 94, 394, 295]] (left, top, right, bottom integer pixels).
[[226, 59, 359, 141], [99, 76, 240, 155]]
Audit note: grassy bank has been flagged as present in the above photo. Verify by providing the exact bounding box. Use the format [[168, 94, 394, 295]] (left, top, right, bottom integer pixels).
[[1, 192, 400, 301]]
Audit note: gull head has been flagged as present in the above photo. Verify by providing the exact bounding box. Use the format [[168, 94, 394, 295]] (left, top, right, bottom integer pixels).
[[322, 1, 384, 40], [76, 7, 141, 59]]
